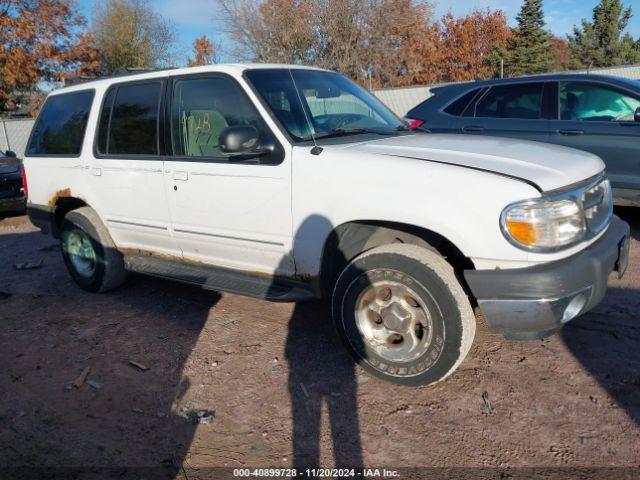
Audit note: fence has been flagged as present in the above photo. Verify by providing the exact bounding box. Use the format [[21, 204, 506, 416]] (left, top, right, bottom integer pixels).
[[2, 63, 640, 158], [0, 119, 34, 158]]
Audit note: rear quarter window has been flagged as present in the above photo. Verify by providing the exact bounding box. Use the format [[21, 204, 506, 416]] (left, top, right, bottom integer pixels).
[[444, 88, 482, 116], [26, 90, 95, 156]]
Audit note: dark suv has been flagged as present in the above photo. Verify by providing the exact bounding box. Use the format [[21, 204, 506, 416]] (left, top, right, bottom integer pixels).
[[406, 74, 640, 206], [0, 149, 25, 215]]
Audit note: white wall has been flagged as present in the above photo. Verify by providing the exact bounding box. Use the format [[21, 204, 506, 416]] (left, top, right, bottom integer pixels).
[[371, 63, 640, 117]]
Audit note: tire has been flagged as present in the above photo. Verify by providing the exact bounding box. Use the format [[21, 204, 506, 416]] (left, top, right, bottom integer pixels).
[[332, 244, 475, 386], [60, 207, 126, 293]]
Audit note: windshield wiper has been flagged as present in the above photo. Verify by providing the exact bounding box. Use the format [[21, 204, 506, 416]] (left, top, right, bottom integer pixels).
[[312, 128, 399, 141]]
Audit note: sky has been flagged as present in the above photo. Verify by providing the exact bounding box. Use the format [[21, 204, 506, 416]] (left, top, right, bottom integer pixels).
[[76, 0, 640, 64]]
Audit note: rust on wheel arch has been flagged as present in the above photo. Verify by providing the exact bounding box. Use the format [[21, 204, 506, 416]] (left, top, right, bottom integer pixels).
[[48, 188, 73, 207]]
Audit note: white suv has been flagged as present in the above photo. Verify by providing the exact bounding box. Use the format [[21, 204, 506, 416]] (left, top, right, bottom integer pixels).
[[24, 64, 630, 385]]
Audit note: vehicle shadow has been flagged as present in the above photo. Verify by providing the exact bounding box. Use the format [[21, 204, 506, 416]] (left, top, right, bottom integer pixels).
[[0, 230, 217, 479], [562, 209, 640, 427], [282, 215, 364, 470], [561, 286, 640, 427], [0, 209, 26, 221], [615, 206, 639, 241]]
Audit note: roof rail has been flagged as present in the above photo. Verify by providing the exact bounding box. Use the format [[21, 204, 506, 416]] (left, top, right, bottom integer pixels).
[[65, 66, 178, 86]]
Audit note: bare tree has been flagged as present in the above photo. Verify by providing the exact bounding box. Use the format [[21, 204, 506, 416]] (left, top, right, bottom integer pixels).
[[92, 0, 177, 73], [219, 0, 314, 63], [217, 0, 436, 87]]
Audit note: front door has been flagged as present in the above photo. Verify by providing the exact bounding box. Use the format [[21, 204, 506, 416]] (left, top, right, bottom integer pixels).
[[547, 81, 640, 192], [163, 74, 294, 277]]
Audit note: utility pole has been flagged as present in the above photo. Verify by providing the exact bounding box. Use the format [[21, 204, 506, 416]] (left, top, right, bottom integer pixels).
[[500, 58, 504, 79]]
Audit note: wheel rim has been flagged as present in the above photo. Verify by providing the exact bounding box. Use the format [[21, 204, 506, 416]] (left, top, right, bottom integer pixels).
[[63, 230, 97, 278], [355, 280, 433, 363]]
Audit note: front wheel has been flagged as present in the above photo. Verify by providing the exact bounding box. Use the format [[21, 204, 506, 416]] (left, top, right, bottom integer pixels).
[[332, 244, 476, 386]]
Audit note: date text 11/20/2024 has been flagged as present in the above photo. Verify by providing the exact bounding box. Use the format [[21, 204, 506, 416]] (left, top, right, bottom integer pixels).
[[233, 469, 400, 477]]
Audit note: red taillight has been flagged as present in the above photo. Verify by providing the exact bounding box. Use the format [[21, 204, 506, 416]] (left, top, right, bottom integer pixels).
[[408, 119, 425, 131], [21, 164, 28, 200]]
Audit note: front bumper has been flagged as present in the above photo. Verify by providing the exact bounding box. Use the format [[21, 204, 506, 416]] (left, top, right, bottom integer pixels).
[[464, 216, 631, 340]]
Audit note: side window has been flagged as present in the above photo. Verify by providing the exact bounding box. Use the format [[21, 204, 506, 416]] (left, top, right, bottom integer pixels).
[[560, 82, 640, 122], [445, 88, 481, 116], [170, 76, 274, 159], [475, 83, 544, 119], [102, 82, 161, 156], [27, 90, 94, 156]]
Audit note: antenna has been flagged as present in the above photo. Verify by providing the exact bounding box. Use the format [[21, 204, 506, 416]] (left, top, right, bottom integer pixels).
[[288, 69, 322, 155]]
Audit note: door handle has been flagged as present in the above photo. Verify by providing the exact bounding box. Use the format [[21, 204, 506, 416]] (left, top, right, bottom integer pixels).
[[557, 129, 585, 136], [172, 171, 188, 181], [91, 167, 102, 176], [462, 126, 485, 133]]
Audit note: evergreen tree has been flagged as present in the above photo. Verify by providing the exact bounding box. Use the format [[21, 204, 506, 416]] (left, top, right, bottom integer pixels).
[[506, 0, 553, 76], [569, 0, 640, 68]]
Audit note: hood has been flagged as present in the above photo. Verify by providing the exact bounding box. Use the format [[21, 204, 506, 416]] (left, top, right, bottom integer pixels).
[[342, 134, 605, 192], [0, 155, 21, 175]]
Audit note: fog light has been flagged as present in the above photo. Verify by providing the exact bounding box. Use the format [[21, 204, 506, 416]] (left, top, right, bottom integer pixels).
[[562, 292, 588, 324]]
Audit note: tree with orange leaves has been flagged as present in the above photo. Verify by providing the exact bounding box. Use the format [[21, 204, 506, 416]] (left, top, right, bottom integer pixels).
[[188, 35, 219, 66], [437, 8, 511, 82], [0, 0, 100, 114]]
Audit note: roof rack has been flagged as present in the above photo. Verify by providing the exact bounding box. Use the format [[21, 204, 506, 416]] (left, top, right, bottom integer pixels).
[[65, 66, 179, 86]]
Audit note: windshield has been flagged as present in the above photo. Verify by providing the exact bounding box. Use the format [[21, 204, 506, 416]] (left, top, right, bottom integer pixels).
[[244, 68, 405, 142]]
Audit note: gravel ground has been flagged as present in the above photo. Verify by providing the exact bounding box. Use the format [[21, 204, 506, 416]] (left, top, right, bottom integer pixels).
[[0, 210, 638, 479]]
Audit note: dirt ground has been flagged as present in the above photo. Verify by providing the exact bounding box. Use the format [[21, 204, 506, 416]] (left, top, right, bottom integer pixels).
[[0, 210, 639, 480]]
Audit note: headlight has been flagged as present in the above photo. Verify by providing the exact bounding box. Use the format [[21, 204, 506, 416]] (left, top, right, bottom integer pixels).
[[501, 198, 586, 251]]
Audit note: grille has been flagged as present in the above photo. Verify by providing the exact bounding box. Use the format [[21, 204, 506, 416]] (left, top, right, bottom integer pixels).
[[579, 177, 612, 236]]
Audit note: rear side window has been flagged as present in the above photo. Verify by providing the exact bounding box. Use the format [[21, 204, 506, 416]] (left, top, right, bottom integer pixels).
[[475, 83, 544, 119], [27, 90, 94, 156], [97, 82, 161, 156], [444, 88, 481, 116]]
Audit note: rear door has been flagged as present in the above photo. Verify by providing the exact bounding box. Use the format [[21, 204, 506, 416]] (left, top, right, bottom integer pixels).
[[547, 81, 640, 192], [89, 80, 178, 255], [458, 82, 551, 144]]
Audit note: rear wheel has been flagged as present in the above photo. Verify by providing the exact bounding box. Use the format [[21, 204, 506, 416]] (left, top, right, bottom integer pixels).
[[332, 244, 475, 386], [60, 207, 126, 293]]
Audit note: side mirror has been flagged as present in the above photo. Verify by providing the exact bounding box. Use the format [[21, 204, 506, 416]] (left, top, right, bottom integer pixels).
[[4, 150, 17, 158], [635, 107, 640, 123], [219, 125, 260, 154]]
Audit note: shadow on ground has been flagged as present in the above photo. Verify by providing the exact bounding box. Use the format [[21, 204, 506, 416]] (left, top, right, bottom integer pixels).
[[0, 230, 219, 478], [283, 214, 364, 469], [562, 208, 640, 427], [615, 207, 639, 241], [286, 301, 363, 469], [561, 286, 640, 427]]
